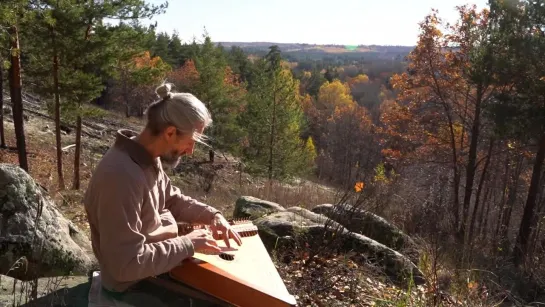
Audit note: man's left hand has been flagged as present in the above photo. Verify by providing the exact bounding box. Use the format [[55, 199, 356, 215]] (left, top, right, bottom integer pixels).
[[209, 214, 243, 248]]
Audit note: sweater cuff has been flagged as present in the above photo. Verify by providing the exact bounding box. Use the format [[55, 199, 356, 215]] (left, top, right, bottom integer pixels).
[[177, 235, 195, 258]]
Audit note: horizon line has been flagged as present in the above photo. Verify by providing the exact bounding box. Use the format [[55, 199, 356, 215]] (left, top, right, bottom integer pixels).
[[214, 41, 417, 48]]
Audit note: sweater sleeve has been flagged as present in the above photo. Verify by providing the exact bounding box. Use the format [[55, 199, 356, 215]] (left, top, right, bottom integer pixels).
[[163, 174, 220, 225], [96, 169, 195, 283]]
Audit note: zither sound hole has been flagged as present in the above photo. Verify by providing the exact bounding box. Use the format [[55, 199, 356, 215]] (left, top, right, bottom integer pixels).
[[219, 253, 234, 261]]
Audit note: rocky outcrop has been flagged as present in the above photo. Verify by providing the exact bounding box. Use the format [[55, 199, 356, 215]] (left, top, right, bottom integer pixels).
[[254, 210, 425, 286], [233, 196, 286, 219], [312, 204, 420, 263], [0, 164, 97, 280], [0, 274, 90, 307], [235, 196, 424, 286]]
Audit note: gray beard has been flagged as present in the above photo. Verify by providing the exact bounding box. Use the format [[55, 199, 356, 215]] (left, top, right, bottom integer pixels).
[[160, 154, 181, 170]]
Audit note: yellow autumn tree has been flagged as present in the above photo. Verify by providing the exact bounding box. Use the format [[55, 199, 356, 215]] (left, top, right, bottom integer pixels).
[[303, 136, 317, 168], [347, 74, 370, 86], [316, 79, 355, 111]]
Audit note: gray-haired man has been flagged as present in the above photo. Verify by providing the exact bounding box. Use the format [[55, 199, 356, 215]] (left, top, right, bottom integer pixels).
[[84, 83, 242, 306]]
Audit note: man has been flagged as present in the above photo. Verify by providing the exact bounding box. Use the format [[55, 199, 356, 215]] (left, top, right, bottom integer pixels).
[[84, 83, 242, 306]]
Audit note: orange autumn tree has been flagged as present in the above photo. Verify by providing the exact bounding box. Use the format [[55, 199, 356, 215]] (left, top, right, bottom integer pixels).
[[223, 65, 247, 108], [167, 60, 246, 105], [305, 79, 376, 186], [380, 5, 504, 243], [322, 102, 374, 186], [113, 50, 171, 117], [346, 74, 370, 107], [166, 59, 200, 93]]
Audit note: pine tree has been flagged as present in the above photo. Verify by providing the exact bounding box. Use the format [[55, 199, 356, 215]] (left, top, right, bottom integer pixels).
[[21, 0, 167, 189], [0, 36, 7, 149], [168, 31, 190, 68], [152, 31, 174, 66], [485, 0, 545, 264], [240, 46, 314, 180], [0, 0, 33, 171], [193, 34, 246, 156]]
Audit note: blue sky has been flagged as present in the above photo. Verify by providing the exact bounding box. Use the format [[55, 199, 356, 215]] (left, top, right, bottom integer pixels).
[[140, 0, 488, 46]]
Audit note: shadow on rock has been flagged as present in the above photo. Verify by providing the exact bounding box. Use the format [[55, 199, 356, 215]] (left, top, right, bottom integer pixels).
[[18, 282, 90, 307]]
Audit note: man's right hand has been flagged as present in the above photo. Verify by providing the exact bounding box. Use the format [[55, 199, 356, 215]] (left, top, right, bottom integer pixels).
[[186, 229, 221, 254]]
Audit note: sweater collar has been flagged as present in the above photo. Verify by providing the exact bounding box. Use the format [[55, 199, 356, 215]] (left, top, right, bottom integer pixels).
[[114, 129, 157, 169]]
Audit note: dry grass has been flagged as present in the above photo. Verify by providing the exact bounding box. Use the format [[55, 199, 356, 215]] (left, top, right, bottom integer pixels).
[[169, 149, 341, 218]]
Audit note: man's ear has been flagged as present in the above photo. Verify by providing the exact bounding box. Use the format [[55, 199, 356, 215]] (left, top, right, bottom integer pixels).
[[164, 126, 177, 140]]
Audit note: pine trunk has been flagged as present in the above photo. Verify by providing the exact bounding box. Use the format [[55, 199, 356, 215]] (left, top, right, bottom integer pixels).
[[514, 132, 545, 265], [8, 26, 28, 171], [73, 114, 82, 190], [468, 138, 494, 242], [461, 87, 482, 242], [493, 153, 511, 245], [498, 155, 523, 252], [479, 184, 493, 240], [445, 111, 460, 234], [529, 192, 545, 257], [0, 57, 5, 148], [51, 27, 65, 190]]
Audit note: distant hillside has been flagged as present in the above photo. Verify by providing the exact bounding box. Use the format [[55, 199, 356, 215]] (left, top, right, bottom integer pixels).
[[217, 42, 414, 61]]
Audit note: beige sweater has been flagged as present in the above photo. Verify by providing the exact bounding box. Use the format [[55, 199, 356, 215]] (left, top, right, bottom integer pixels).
[[84, 129, 219, 292]]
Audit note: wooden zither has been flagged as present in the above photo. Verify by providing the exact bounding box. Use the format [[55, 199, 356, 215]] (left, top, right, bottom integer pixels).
[[170, 219, 297, 307]]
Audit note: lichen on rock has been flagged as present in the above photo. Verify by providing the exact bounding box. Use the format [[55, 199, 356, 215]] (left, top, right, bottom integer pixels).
[[0, 163, 97, 280]]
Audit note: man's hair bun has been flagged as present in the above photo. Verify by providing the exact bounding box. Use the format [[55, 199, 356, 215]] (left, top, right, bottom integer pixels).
[[156, 83, 174, 99]]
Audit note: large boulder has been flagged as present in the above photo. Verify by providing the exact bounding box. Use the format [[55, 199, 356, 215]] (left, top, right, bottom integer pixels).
[[286, 206, 344, 230], [312, 204, 420, 263], [233, 196, 286, 219], [254, 207, 425, 286], [0, 164, 97, 280]]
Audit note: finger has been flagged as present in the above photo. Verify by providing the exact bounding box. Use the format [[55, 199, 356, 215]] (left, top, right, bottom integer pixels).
[[223, 229, 231, 249], [232, 231, 243, 246], [211, 226, 220, 240], [206, 237, 219, 246], [206, 242, 221, 253]]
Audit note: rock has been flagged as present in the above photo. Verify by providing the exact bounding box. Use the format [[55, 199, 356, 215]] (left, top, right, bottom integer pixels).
[[312, 203, 420, 263], [340, 230, 425, 285], [311, 204, 334, 216], [0, 274, 90, 307], [233, 196, 286, 219], [254, 207, 425, 286], [254, 211, 326, 255], [286, 206, 343, 230], [2, 105, 11, 115], [60, 124, 72, 134], [0, 163, 97, 280]]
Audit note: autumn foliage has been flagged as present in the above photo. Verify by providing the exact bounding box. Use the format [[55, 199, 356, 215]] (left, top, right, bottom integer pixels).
[[166, 59, 200, 92]]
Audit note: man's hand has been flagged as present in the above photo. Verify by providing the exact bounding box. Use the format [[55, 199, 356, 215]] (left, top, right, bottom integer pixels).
[[209, 214, 243, 248], [186, 229, 221, 254]]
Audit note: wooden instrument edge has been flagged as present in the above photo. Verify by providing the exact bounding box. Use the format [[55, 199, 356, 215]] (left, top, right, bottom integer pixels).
[[173, 220, 297, 307], [170, 258, 296, 307]]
